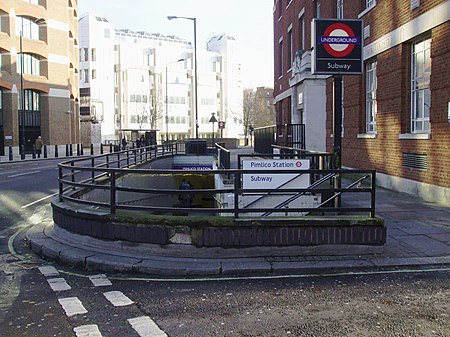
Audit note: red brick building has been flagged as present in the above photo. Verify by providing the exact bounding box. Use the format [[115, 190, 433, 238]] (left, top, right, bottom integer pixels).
[[273, 0, 449, 205]]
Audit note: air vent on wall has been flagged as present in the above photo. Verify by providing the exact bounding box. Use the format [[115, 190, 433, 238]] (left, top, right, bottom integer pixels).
[[402, 153, 427, 170]]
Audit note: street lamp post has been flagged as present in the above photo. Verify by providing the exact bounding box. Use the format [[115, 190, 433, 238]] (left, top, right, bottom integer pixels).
[[167, 16, 198, 139], [19, 17, 46, 158], [165, 58, 185, 142], [209, 112, 218, 146]]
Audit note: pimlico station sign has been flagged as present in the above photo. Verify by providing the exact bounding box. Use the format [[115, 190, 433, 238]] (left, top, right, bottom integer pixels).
[[312, 19, 363, 75]]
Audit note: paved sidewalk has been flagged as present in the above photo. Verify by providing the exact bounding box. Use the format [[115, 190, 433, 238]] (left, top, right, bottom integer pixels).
[[26, 184, 450, 276]]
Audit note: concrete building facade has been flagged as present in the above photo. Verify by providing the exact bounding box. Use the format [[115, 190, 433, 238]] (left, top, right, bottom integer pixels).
[[0, 0, 80, 156], [273, 0, 449, 204], [78, 13, 243, 144]]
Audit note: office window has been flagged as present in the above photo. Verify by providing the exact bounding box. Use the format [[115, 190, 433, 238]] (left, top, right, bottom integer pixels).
[[104, 28, 110, 39], [287, 28, 293, 69], [366, 0, 376, 8], [411, 38, 431, 133], [278, 39, 283, 77], [15, 17, 40, 40], [337, 0, 344, 18], [18, 53, 40, 76], [91, 69, 96, 79], [91, 48, 96, 61], [365, 61, 377, 133], [83, 69, 89, 83], [315, 0, 321, 18], [299, 15, 305, 51]]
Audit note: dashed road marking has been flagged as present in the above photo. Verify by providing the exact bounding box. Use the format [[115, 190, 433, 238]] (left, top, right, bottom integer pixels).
[[47, 278, 71, 292], [103, 291, 134, 307], [74, 324, 103, 337], [58, 297, 88, 317], [38, 266, 59, 277], [89, 274, 112, 287], [128, 316, 167, 337]]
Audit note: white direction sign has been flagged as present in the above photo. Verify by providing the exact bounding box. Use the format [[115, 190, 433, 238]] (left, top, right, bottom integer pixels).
[[242, 159, 310, 189]]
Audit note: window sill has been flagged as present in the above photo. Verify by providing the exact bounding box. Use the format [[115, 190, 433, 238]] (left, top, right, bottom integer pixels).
[[399, 133, 431, 140], [357, 133, 377, 139]]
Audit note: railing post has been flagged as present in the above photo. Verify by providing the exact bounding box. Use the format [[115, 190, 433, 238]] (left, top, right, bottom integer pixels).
[[59, 165, 63, 202], [234, 170, 240, 219], [371, 171, 376, 218], [91, 157, 95, 181], [110, 171, 116, 214], [71, 161, 75, 185], [126, 149, 130, 167], [117, 152, 120, 168]]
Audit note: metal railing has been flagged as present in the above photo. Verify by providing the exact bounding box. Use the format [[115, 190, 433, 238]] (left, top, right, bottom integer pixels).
[[57, 144, 377, 218]]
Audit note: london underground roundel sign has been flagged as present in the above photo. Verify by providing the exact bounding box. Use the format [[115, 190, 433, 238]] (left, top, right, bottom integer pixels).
[[312, 19, 363, 75]]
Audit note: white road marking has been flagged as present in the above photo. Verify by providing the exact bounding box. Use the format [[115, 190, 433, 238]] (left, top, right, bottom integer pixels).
[[38, 266, 60, 277], [47, 278, 71, 292], [0, 171, 16, 175], [74, 324, 103, 337], [88, 274, 112, 287], [21, 192, 58, 209], [58, 297, 88, 317], [128, 316, 167, 337], [103, 291, 134, 307], [7, 170, 40, 178]]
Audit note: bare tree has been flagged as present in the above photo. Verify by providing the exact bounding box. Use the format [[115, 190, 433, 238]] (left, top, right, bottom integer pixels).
[[150, 86, 165, 130], [253, 87, 275, 128], [242, 88, 257, 143]]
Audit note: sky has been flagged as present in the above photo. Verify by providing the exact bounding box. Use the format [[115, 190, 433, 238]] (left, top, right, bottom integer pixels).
[[78, 0, 274, 88]]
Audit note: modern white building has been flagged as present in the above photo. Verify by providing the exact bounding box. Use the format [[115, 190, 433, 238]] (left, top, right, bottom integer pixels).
[[78, 13, 243, 144]]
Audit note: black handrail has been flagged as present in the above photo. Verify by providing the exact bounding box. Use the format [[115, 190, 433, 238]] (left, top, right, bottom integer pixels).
[[57, 144, 377, 218]]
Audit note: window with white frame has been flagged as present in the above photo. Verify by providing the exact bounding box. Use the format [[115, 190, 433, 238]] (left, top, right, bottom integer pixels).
[[287, 27, 293, 69], [15, 17, 40, 40], [278, 38, 283, 77], [365, 61, 377, 133], [337, 0, 344, 19], [299, 15, 305, 51], [411, 38, 431, 133], [18, 53, 40, 76], [315, 0, 321, 18], [366, 0, 376, 8]]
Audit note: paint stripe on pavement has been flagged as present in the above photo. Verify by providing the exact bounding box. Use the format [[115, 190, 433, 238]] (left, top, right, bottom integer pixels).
[[74, 324, 103, 337], [58, 297, 88, 317], [88, 274, 112, 287], [47, 278, 71, 292], [128, 316, 167, 337], [103, 291, 134, 307], [38, 266, 59, 277]]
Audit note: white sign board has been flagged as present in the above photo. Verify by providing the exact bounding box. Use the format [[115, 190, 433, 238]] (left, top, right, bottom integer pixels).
[[242, 159, 310, 189]]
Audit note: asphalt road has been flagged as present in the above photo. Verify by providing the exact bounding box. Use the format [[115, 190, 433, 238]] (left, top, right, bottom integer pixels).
[[0, 159, 449, 337]]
